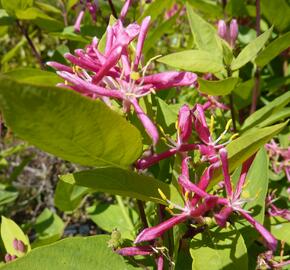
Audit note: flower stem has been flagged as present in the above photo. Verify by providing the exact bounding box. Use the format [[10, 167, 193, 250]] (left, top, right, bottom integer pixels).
[[16, 21, 45, 69], [137, 199, 149, 229], [107, 0, 117, 18], [250, 0, 261, 114]]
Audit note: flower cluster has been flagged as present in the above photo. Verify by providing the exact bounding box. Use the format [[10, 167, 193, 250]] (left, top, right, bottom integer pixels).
[[119, 105, 278, 265], [48, 2, 197, 146], [217, 19, 238, 48], [73, 0, 99, 32], [265, 139, 290, 182]]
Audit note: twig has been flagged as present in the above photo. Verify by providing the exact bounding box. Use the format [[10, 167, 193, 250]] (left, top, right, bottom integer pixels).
[[137, 199, 149, 229], [107, 0, 117, 18], [250, 0, 261, 114], [16, 21, 45, 69]]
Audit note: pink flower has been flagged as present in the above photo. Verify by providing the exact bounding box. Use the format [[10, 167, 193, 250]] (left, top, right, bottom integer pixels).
[[49, 11, 197, 146]]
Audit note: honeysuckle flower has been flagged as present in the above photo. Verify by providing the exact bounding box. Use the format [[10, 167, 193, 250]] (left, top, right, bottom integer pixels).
[[217, 20, 227, 39], [217, 19, 239, 48], [117, 245, 154, 256], [135, 157, 220, 244], [193, 104, 237, 163], [136, 104, 198, 169], [266, 191, 290, 221], [49, 11, 197, 145], [265, 140, 290, 181], [73, 0, 98, 32], [214, 148, 277, 251]]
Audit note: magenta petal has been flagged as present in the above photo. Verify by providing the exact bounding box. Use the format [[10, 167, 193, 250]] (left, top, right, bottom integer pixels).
[[140, 72, 197, 91], [217, 19, 227, 39], [240, 210, 277, 251], [177, 104, 193, 144], [134, 214, 188, 243], [105, 25, 113, 55], [131, 98, 159, 146], [215, 206, 233, 227], [194, 105, 212, 144], [92, 46, 123, 84], [219, 148, 233, 197], [46, 62, 73, 73], [234, 155, 255, 200], [136, 148, 177, 170], [119, 0, 132, 21], [178, 175, 208, 198], [56, 71, 123, 99], [74, 10, 85, 33], [133, 16, 151, 70], [117, 246, 154, 256]]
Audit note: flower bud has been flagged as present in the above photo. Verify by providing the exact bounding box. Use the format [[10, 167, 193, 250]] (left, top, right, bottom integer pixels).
[[178, 104, 192, 144], [229, 19, 238, 47], [217, 20, 227, 39]]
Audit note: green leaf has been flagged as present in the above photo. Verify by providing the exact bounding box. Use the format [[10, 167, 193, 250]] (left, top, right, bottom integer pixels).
[[241, 91, 290, 131], [4, 68, 60, 86], [0, 9, 14, 25], [1, 0, 33, 15], [32, 208, 65, 248], [1, 235, 136, 270], [156, 97, 179, 135], [35, 2, 62, 15], [138, 0, 174, 22], [60, 167, 183, 205], [1, 37, 27, 64], [87, 203, 137, 240], [186, 0, 223, 18], [1, 216, 31, 257], [197, 77, 239, 96], [232, 79, 254, 110], [255, 31, 290, 67], [261, 0, 290, 32], [15, 7, 63, 32], [225, 0, 249, 17], [54, 180, 90, 212], [186, 2, 223, 56], [158, 50, 224, 73], [190, 227, 248, 270], [210, 122, 288, 187], [265, 217, 290, 247], [0, 76, 142, 168], [0, 185, 18, 206], [231, 27, 272, 70], [239, 148, 269, 224]]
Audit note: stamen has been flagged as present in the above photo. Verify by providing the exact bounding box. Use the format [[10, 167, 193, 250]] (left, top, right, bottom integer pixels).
[[210, 115, 214, 136], [158, 188, 168, 201]]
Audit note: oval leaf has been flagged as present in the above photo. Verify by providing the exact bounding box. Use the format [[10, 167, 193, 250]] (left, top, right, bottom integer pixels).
[[190, 228, 248, 270], [0, 76, 142, 168], [158, 50, 224, 73], [255, 31, 290, 67], [231, 27, 272, 70], [1, 216, 31, 257], [60, 167, 183, 206], [198, 77, 239, 96], [1, 235, 136, 270]]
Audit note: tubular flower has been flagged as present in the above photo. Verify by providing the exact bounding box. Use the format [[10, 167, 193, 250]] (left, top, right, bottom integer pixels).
[[48, 15, 197, 145], [193, 104, 238, 163], [73, 0, 98, 32], [217, 19, 239, 48], [265, 139, 290, 182], [136, 105, 198, 170], [214, 149, 277, 251]]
